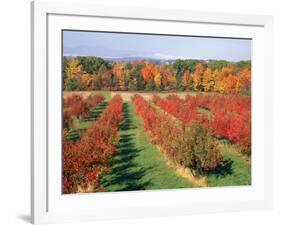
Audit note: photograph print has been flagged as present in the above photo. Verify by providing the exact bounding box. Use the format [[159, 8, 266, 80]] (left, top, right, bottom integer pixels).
[[62, 30, 251, 194]]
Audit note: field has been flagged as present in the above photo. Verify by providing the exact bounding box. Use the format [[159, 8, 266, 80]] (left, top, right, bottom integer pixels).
[[63, 91, 197, 101], [62, 33, 251, 194], [63, 91, 251, 193]]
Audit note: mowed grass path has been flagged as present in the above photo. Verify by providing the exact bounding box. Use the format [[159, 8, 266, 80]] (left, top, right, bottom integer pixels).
[[100, 102, 193, 191], [207, 140, 251, 187]]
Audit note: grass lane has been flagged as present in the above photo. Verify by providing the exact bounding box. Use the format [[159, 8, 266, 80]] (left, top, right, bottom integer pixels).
[[100, 102, 193, 192], [207, 140, 251, 187]]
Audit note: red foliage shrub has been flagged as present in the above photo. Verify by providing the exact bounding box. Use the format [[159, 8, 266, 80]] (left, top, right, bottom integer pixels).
[[152, 94, 207, 126], [63, 94, 105, 129], [153, 93, 251, 154], [63, 95, 123, 193], [196, 94, 251, 153], [132, 94, 223, 175]]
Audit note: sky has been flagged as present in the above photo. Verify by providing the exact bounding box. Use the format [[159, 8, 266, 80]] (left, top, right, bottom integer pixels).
[[63, 30, 251, 62]]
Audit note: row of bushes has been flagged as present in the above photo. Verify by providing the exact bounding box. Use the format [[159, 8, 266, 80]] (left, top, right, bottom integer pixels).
[[152, 93, 251, 154], [63, 95, 123, 194], [152, 94, 208, 126], [63, 93, 105, 129], [194, 94, 251, 154], [132, 94, 223, 176]]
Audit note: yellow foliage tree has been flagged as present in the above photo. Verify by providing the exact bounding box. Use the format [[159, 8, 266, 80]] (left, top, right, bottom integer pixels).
[[214, 67, 233, 93], [213, 69, 221, 92], [181, 71, 191, 90], [235, 77, 242, 93], [66, 59, 82, 79], [202, 68, 213, 92], [154, 72, 162, 88], [193, 63, 204, 91], [237, 68, 251, 92], [113, 63, 126, 89]]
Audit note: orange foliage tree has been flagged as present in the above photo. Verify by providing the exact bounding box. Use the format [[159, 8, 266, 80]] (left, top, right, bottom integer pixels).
[[81, 73, 91, 90], [236, 69, 251, 93], [160, 65, 176, 89], [141, 63, 158, 83], [221, 75, 238, 94]]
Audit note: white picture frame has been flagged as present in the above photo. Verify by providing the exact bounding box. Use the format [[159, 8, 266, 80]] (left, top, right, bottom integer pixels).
[[31, 1, 274, 224]]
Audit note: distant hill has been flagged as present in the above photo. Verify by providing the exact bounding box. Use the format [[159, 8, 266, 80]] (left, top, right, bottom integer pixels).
[[102, 57, 175, 64], [65, 55, 176, 64]]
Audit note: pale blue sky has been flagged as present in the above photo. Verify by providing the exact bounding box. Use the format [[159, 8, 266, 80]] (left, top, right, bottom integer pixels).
[[63, 30, 251, 61]]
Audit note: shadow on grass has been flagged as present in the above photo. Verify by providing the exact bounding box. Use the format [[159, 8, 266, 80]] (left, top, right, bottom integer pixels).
[[119, 103, 137, 131], [206, 158, 234, 178], [85, 101, 108, 121], [100, 102, 152, 191]]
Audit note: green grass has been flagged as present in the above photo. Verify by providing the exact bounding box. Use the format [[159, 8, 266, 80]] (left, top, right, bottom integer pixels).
[[100, 102, 193, 192], [96, 91, 111, 101], [207, 140, 251, 187]]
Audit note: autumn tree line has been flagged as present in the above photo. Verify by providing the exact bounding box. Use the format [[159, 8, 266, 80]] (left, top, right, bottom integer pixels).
[[63, 56, 251, 95]]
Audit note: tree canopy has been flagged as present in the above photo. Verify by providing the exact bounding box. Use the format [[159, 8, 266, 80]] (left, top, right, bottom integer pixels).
[[63, 57, 251, 95]]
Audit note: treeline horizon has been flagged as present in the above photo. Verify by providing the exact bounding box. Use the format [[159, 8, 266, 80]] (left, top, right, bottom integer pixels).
[[63, 56, 251, 95]]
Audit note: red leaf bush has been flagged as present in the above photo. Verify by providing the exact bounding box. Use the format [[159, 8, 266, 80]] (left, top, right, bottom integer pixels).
[[63, 93, 105, 129], [132, 94, 223, 176], [153, 93, 251, 154], [195, 94, 251, 154], [152, 94, 207, 126], [63, 95, 123, 194]]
